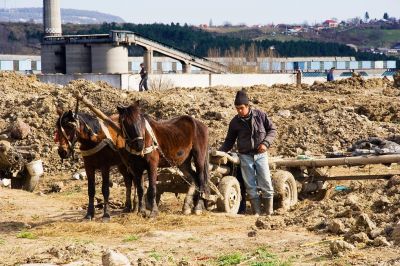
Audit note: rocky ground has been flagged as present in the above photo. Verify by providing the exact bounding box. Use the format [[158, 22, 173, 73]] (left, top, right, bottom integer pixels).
[[1, 72, 400, 265]]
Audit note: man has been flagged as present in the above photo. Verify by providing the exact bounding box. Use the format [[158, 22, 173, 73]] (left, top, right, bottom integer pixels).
[[139, 63, 148, 91], [219, 90, 276, 216], [327, 67, 335, 82]]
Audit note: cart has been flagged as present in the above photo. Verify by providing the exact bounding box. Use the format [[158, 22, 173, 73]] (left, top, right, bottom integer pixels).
[[74, 92, 400, 213]]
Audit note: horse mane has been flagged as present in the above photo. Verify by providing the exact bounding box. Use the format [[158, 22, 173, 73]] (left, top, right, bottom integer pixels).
[[77, 112, 102, 135], [123, 104, 142, 125]]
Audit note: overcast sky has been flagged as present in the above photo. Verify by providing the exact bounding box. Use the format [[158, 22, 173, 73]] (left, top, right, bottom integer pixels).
[[3, 0, 399, 25]]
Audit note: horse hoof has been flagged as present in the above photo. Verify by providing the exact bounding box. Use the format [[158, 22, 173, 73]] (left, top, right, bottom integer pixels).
[[194, 209, 203, 216], [84, 214, 93, 221], [149, 211, 158, 218], [122, 207, 132, 213], [183, 209, 191, 215], [102, 216, 111, 223]]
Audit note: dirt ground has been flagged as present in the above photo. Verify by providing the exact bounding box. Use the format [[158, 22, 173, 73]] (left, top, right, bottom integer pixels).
[[1, 72, 400, 265]]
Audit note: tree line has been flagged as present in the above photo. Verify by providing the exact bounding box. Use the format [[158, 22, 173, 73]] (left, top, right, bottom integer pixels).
[[1, 22, 398, 66]]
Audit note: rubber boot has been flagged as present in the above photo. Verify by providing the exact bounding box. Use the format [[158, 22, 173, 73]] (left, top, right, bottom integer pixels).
[[263, 197, 273, 216], [250, 198, 261, 216]]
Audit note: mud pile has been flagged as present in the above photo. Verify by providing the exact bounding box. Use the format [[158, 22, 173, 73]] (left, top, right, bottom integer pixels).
[[256, 177, 400, 251], [1, 72, 400, 176]]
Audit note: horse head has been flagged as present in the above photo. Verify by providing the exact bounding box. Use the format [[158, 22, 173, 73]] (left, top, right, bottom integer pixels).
[[117, 101, 145, 153], [55, 109, 82, 159]]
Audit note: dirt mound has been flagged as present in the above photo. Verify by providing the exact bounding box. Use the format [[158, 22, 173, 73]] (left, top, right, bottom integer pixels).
[[0, 72, 399, 178]]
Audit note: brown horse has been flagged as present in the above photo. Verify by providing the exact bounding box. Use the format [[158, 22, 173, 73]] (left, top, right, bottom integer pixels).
[[117, 102, 210, 218], [55, 109, 144, 221]]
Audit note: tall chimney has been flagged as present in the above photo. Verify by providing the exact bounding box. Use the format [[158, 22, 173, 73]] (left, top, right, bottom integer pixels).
[[43, 0, 62, 36]]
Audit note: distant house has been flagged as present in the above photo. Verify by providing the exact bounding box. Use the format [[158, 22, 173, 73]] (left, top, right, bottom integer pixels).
[[323, 19, 339, 28], [287, 26, 303, 35]]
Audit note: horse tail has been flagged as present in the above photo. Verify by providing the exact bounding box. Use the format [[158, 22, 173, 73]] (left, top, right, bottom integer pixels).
[[204, 144, 210, 195]]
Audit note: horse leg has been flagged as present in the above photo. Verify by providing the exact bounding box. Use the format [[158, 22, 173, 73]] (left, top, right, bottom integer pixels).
[[147, 164, 159, 218], [85, 167, 96, 220], [182, 182, 196, 215], [133, 168, 146, 215], [191, 148, 210, 215], [122, 171, 133, 213], [101, 167, 111, 221], [179, 158, 201, 215]]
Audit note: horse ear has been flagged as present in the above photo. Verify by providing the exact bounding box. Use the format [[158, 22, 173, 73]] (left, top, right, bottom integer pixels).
[[56, 107, 63, 116], [67, 110, 74, 118], [117, 105, 125, 115]]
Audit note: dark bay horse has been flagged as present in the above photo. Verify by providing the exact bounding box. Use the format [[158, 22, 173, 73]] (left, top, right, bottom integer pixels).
[[55, 109, 144, 221], [117, 102, 210, 217]]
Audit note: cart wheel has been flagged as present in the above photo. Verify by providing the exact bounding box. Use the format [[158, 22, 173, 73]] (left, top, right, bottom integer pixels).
[[23, 175, 40, 192], [272, 170, 298, 210], [216, 176, 241, 214]]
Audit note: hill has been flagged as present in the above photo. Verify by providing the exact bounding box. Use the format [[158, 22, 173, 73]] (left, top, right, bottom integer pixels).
[[0, 8, 124, 24], [0, 22, 397, 67]]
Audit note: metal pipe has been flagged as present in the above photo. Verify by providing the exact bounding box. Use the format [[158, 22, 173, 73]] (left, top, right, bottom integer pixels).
[[272, 154, 400, 168]]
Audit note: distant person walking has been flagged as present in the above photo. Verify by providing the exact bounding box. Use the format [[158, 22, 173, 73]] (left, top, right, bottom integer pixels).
[[139, 63, 148, 91], [327, 67, 335, 82]]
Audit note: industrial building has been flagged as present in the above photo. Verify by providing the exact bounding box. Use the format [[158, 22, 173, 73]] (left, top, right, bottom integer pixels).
[[1, 54, 396, 75]]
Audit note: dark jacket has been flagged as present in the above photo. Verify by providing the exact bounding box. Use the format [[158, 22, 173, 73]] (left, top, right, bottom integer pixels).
[[219, 109, 276, 155], [327, 71, 334, 81], [140, 67, 148, 79]]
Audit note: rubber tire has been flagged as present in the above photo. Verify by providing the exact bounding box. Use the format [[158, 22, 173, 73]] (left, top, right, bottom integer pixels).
[[22, 175, 40, 192], [216, 176, 241, 214], [272, 170, 298, 210]]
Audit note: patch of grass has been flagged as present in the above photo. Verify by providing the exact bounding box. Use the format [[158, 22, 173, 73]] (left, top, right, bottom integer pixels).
[[16, 231, 37, 239], [149, 250, 162, 261], [31, 214, 40, 221], [250, 247, 292, 266], [0, 238, 5, 245], [217, 252, 245, 265], [123, 235, 139, 242]]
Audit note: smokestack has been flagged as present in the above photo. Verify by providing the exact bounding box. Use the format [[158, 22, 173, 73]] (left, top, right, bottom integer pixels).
[[43, 0, 62, 36]]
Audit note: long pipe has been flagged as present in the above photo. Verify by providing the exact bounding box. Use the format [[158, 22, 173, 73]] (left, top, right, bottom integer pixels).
[[73, 91, 122, 134], [272, 154, 400, 168]]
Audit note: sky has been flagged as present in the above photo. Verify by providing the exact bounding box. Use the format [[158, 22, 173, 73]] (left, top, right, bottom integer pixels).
[[3, 0, 400, 25]]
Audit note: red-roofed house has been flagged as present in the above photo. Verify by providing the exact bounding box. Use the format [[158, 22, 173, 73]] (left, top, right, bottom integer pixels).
[[323, 19, 339, 28]]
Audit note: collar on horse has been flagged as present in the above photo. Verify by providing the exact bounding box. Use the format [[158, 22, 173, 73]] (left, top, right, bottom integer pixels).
[[59, 112, 116, 158], [58, 112, 80, 159], [123, 118, 159, 157], [79, 119, 117, 157]]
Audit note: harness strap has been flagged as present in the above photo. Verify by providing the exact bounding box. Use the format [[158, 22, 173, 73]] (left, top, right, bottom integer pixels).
[[124, 118, 159, 156], [80, 139, 117, 157], [79, 119, 117, 157]]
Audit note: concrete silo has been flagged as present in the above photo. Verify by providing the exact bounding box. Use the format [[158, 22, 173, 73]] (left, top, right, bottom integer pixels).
[[91, 44, 128, 73], [43, 0, 62, 37]]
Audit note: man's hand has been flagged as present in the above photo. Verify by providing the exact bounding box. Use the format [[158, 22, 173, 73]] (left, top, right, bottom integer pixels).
[[257, 143, 268, 153]]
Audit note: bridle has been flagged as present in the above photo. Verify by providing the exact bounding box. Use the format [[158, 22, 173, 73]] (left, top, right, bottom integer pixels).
[[121, 116, 144, 146], [57, 112, 81, 159], [120, 115, 158, 157]]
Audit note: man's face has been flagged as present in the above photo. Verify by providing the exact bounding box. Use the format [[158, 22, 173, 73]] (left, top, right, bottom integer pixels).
[[235, 104, 250, 117]]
